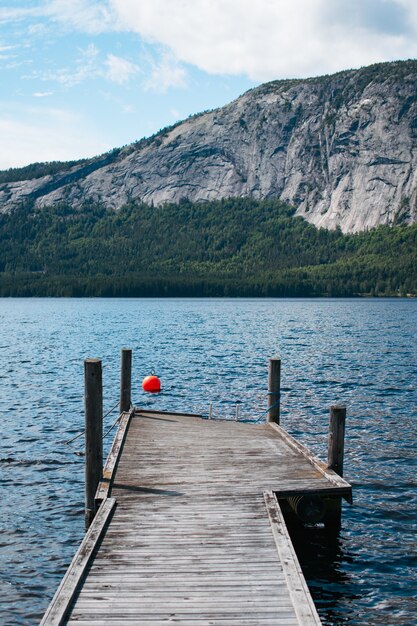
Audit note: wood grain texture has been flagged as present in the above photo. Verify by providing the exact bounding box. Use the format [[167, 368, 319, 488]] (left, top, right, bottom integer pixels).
[[119, 348, 132, 414], [40, 498, 116, 626], [267, 357, 281, 423], [264, 491, 322, 625], [268, 421, 352, 502], [95, 408, 133, 505], [328, 405, 346, 477], [46, 410, 353, 625], [84, 359, 103, 530]]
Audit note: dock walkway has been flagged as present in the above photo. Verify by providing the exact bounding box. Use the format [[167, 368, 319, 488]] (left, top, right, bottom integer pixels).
[[41, 409, 352, 626]]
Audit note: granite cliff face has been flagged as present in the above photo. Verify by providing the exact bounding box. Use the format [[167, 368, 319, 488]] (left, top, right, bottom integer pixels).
[[1, 60, 417, 233]]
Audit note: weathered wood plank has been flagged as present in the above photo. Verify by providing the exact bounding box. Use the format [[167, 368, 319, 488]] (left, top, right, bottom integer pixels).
[[45, 409, 355, 625], [40, 498, 116, 626], [67, 615, 296, 621], [95, 408, 133, 504], [268, 421, 352, 502], [137, 409, 204, 418], [69, 608, 299, 616], [264, 491, 322, 626]]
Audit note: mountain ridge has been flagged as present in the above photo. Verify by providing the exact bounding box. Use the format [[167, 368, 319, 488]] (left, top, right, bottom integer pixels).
[[1, 59, 417, 233]]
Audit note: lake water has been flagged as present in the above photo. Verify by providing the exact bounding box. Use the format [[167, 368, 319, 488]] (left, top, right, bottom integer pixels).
[[0, 298, 416, 625]]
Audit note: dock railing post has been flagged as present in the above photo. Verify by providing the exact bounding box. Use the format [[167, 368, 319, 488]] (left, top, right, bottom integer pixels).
[[84, 358, 103, 530], [267, 357, 281, 424], [120, 348, 132, 414], [326, 404, 346, 530], [328, 405, 346, 477]]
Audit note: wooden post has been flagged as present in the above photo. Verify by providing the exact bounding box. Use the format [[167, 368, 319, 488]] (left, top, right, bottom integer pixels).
[[326, 405, 346, 531], [84, 358, 103, 530], [120, 348, 132, 414], [327, 405, 346, 477], [267, 357, 281, 423]]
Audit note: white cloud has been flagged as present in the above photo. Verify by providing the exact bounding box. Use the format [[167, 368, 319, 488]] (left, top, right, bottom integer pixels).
[[5, 59, 33, 70], [33, 91, 53, 97], [0, 44, 18, 52], [0, 1, 117, 34], [144, 50, 187, 92], [108, 0, 417, 80], [0, 7, 43, 22], [43, 0, 116, 35], [32, 43, 100, 86], [27, 44, 139, 88], [3, 1, 417, 80], [105, 53, 138, 84], [0, 106, 110, 169], [0, 43, 18, 62], [26, 22, 50, 37]]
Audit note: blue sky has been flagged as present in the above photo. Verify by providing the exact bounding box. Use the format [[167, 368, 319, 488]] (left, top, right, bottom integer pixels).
[[1, 0, 416, 170]]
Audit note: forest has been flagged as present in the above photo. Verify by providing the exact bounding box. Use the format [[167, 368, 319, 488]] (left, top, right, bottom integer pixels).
[[0, 197, 416, 297]]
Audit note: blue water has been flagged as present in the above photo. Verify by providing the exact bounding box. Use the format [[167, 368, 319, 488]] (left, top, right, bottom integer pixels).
[[0, 298, 416, 625]]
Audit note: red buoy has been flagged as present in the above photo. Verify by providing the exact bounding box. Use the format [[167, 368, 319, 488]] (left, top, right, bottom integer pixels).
[[142, 374, 161, 393]]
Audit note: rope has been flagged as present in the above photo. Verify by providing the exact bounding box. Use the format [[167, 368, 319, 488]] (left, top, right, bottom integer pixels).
[[254, 400, 281, 423], [62, 399, 120, 445], [63, 429, 85, 446], [103, 400, 121, 421], [102, 412, 123, 439]]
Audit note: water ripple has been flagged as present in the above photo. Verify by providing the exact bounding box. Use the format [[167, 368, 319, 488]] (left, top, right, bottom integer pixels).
[[0, 297, 416, 625]]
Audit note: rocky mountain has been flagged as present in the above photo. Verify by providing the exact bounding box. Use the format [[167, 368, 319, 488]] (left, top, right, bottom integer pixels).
[[1, 60, 417, 233]]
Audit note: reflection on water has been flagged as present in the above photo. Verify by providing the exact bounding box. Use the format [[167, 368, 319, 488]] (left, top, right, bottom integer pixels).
[[282, 512, 359, 626], [0, 297, 416, 625]]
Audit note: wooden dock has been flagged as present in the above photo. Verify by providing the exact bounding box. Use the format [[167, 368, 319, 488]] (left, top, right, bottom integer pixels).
[[41, 408, 352, 626]]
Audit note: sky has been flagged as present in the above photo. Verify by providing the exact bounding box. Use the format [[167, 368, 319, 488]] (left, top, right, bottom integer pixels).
[[1, 0, 417, 170]]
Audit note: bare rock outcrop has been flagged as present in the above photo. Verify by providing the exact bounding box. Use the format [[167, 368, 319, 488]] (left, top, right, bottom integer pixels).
[[1, 60, 417, 233]]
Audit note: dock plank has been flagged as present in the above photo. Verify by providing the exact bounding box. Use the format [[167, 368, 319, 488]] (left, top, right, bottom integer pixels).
[[43, 410, 351, 625], [39, 498, 116, 626]]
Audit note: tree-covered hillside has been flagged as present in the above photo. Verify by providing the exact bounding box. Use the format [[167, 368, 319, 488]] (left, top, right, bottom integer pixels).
[[0, 197, 416, 296]]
